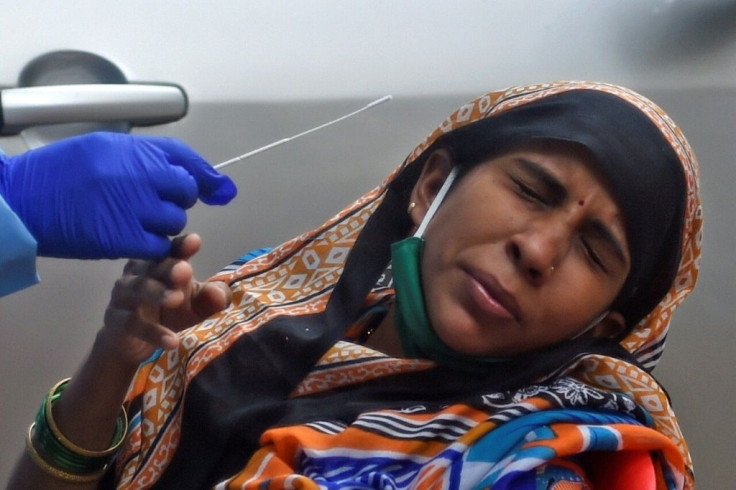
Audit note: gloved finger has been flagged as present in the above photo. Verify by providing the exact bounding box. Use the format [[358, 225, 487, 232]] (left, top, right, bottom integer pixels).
[[138, 200, 188, 237], [117, 232, 172, 261], [149, 137, 238, 205], [150, 163, 198, 209], [83, 232, 171, 261]]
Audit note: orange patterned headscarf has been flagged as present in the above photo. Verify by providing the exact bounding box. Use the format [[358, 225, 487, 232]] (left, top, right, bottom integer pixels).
[[398, 80, 702, 371]]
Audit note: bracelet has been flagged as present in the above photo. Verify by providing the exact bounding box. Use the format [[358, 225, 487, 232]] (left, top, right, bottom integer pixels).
[[26, 423, 108, 484], [25, 377, 128, 481], [44, 378, 128, 458]]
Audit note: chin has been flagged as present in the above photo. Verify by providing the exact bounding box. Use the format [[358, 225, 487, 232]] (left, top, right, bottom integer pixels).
[[438, 329, 502, 358]]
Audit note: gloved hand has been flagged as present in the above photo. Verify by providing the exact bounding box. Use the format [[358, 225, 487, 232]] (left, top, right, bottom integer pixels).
[[0, 132, 237, 259]]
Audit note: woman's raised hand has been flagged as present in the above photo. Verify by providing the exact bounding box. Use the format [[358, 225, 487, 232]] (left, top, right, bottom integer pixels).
[[101, 233, 232, 366]]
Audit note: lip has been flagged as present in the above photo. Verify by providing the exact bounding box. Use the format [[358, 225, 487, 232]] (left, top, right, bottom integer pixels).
[[463, 267, 521, 321]]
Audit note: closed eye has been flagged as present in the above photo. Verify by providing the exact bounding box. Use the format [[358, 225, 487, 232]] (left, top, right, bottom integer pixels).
[[581, 237, 608, 272], [510, 158, 568, 207], [512, 177, 548, 205], [581, 221, 628, 273]]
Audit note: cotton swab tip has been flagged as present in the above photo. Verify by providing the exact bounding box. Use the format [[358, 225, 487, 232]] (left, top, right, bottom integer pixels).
[[366, 95, 393, 108]]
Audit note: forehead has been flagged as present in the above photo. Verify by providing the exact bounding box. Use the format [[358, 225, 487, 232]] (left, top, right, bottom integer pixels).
[[481, 140, 607, 183], [496, 140, 596, 165]]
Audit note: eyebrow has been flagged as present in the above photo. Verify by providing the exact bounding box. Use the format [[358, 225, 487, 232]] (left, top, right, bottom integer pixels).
[[514, 157, 568, 205], [514, 157, 628, 265]]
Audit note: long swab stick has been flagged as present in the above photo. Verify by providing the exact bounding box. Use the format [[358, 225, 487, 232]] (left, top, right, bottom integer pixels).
[[214, 95, 393, 170]]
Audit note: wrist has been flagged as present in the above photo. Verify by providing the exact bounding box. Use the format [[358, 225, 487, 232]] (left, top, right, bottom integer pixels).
[[25, 378, 127, 483], [91, 329, 147, 373], [0, 153, 32, 233], [92, 319, 173, 375]]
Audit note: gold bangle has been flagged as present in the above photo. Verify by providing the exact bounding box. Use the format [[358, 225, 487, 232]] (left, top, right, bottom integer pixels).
[[26, 423, 108, 484], [44, 378, 129, 458]]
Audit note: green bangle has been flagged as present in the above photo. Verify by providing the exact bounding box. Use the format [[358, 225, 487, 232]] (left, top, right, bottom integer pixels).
[[33, 406, 109, 474], [26, 423, 108, 484], [29, 378, 128, 476], [44, 378, 128, 458]]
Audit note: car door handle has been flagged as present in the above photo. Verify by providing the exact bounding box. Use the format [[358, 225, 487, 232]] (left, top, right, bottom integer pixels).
[[0, 83, 187, 135]]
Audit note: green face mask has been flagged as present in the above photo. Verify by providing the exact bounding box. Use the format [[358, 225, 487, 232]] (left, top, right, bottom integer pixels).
[[391, 168, 507, 373]]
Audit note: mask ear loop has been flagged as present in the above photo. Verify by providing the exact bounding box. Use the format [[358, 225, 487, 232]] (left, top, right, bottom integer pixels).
[[413, 167, 459, 238], [571, 310, 610, 340]]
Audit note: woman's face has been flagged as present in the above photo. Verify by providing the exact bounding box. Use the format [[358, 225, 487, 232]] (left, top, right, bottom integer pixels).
[[413, 144, 631, 357]]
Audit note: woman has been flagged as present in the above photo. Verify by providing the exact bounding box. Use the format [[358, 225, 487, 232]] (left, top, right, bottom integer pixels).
[[9, 81, 702, 489]]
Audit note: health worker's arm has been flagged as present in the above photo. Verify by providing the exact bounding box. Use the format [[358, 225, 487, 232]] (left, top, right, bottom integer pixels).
[[7, 234, 231, 489], [0, 132, 237, 261]]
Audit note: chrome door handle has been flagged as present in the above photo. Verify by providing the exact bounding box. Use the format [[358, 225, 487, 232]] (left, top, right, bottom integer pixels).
[[0, 83, 187, 135]]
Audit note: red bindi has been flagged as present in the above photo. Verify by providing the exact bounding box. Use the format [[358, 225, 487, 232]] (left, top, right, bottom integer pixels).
[[578, 199, 585, 206]]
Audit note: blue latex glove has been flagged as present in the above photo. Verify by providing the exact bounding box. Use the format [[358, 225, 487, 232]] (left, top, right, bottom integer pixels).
[[0, 132, 237, 259]]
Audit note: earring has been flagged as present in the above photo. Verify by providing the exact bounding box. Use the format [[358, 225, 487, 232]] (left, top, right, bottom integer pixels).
[[407, 202, 416, 215]]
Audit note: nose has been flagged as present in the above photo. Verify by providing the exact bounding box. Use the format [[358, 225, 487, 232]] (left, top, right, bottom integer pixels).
[[507, 216, 572, 285]]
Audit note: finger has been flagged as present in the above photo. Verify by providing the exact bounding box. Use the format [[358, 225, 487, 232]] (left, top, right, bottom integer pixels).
[[149, 137, 238, 205], [119, 255, 195, 304], [152, 164, 198, 209], [104, 307, 179, 350], [163, 261, 194, 297], [134, 138, 198, 208], [138, 201, 188, 236], [136, 303, 180, 349], [190, 281, 232, 319], [118, 232, 173, 261], [137, 252, 194, 284], [123, 259, 153, 276], [122, 258, 179, 286], [110, 274, 169, 311], [169, 233, 202, 260], [112, 262, 191, 312]]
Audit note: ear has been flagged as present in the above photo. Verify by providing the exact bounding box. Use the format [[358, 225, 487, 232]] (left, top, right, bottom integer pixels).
[[586, 311, 627, 340], [408, 149, 454, 228]]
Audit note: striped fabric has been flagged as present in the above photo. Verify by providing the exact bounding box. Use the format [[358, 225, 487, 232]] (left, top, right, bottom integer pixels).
[[218, 342, 684, 489]]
